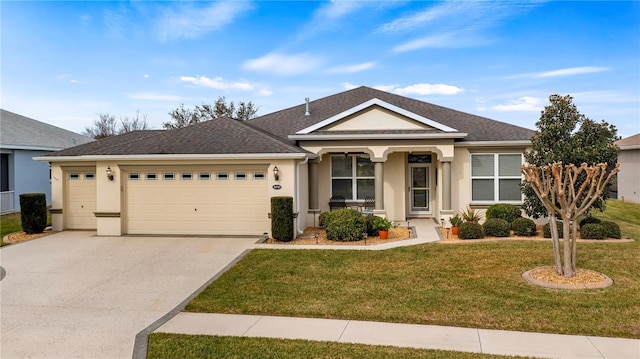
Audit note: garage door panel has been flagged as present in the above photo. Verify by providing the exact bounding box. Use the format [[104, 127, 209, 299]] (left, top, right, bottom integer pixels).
[[65, 171, 97, 230], [126, 168, 269, 235]]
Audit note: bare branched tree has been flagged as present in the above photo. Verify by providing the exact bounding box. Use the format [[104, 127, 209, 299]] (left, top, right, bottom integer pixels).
[[83, 110, 150, 139]]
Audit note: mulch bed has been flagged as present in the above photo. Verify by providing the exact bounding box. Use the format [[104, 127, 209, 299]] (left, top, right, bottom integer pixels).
[[4, 229, 56, 244], [268, 227, 412, 245]]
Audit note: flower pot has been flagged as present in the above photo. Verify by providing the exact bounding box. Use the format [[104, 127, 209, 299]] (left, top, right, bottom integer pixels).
[[379, 230, 389, 239], [452, 226, 459, 236]]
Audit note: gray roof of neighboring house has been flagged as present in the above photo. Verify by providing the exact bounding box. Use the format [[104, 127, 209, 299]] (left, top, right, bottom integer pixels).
[[249, 86, 536, 143], [46, 116, 309, 157], [616, 133, 640, 148], [1, 109, 93, 150]]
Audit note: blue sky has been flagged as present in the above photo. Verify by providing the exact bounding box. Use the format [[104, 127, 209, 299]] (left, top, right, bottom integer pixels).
[[2, 1, 639, 138]]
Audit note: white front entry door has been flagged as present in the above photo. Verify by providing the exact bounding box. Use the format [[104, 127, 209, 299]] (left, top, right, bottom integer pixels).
[[409, 164, 431, 216]]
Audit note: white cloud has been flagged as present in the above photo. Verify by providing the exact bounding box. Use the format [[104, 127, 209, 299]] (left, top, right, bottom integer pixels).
[[393, 32, 489, 52], [373, 84, 398, 92], [394, 83, 464, 96], [508, 66, 611, 79], [127, 92, 183, 101], [143, 74, 150, 78], [56, 74, 79, 84], [157, 1, 253, 41], [242, 52, 322, 76], [327, 62, 376, 74], [180, 76, 254, 91], [493, 96, 543, 112], [342, 82, 359, 90], [258, 89, 274, 96]]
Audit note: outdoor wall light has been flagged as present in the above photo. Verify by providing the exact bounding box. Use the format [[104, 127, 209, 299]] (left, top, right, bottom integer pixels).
[[106, 166, 114, 181], [273, 166, 280, 181]]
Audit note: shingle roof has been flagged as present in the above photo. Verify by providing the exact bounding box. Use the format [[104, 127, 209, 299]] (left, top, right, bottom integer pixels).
[[1, 109, 93, 149], [616, 133, 640, 147], [46, 116, 308, 157], [249, 86, 535, 143]]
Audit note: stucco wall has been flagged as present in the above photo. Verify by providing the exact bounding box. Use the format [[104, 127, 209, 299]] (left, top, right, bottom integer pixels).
[[618, 148, 640, 203]]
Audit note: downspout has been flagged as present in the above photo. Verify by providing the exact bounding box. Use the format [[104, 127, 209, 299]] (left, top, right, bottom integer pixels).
[[295, 155, 310, 235]]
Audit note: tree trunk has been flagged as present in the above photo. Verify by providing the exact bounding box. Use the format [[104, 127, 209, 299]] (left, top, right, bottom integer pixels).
[[571, 219, 578, 274], [562, 217, 575, 277], [549, 216, 562, 274]]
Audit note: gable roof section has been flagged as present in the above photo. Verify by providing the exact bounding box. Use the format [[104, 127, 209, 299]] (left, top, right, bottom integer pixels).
[[249, 86, 535, 144], [296, 98, 458, 134], [1, 109, 93, 150], [616, 133, 640, 150], [45, 117, 309, 159]]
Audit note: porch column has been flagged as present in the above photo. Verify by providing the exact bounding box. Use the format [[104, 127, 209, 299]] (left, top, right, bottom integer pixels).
[[308, 160, 319, 211], [442, 161, 451, 211], [374, 161, 384, 210]]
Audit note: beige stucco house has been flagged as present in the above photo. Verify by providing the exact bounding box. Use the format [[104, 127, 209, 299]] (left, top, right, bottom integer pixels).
[[615, 133, 640, 203], [38, 86, 535, 237]]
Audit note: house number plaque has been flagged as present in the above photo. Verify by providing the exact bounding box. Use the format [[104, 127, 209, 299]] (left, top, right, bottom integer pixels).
[[272, 184, 282, 190]]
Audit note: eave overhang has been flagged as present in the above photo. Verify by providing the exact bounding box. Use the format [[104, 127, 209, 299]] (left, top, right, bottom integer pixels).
[[34, 153, 313, 162], [289, 133, 468, 141], [454, 140, 532, 147]]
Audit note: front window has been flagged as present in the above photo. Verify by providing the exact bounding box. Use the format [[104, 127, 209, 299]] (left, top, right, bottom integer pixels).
[[331, 154, 374, 200], [471, 153, 522, 203]]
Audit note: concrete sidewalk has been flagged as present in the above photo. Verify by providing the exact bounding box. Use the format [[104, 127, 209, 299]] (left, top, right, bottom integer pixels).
[[156, 313, 640, 359]]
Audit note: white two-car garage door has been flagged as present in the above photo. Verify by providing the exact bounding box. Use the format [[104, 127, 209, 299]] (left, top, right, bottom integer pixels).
[[124, 167, 269, 235]]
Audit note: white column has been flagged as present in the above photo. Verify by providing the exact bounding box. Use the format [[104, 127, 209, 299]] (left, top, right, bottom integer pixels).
[[442, 161, 451, 211], [308, 160, 319, 211], [374, 161, 384, 210]]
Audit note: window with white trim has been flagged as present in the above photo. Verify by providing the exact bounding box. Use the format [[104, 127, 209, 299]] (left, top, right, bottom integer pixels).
[[471, 153, 522, 203], [84, 173, 95, 180], [253, 172, 265, 180], [146, 173, 157, 180], [181, 172, 193, 180], [163, 173, 175, 180], [128, 173, 140, 180], [199, 172, 211, 180], [235, 172, 247, 180], [331, 154, 375, 200], [216, 172, 229, 180], [69, 173, 80, 180]]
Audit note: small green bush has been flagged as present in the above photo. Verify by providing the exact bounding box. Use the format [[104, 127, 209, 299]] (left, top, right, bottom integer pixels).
[[483, 218, 510, 237], [19, 193, 47, 234], [364, 215, 379, 236], [486, 203, 522, 223], [543, 222, 564, 238], [318, 211, 331, 228], [458, 222, 485, 240], [271, 196, 294, 242], [461, 206, 483, 223], [511, 217, 537, 236], [325, 208, 366, 242], [601, 221, 621, 239], [581, 223, 606, 240], [579, 216, 602, 228]]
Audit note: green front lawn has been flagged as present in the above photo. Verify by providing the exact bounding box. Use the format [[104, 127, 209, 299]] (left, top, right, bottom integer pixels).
[[147, 334, 530, 359], [186, 240, 639, 339], [0, 212, 22, 246], [591, 199, 640, 240]]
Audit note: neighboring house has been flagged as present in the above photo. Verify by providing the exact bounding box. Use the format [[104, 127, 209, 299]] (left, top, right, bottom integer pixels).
[[615, 133, 640, 204], [1, 109, 93, 213], [38, 86, 534, 237]]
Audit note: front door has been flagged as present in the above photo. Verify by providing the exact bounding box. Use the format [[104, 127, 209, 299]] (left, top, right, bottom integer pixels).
[[409, 164, 431, 216]]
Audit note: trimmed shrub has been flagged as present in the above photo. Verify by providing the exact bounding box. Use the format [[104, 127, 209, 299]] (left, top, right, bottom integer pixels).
[[364, 215, 379, 236], [458, 222, 485, 240], [581, 223, 606, 240], [511, 217, 537, 236], [20, 193, 47, 234], [543, 222, 564, 238], [318, 211, 331, 228], [486, 203, 522, 223], [601, 221, 621, 239], [483, 218, 510, 237], [579, 216, 602, 228], [271, 196, 294, 242], [325, 208, 366, 242]]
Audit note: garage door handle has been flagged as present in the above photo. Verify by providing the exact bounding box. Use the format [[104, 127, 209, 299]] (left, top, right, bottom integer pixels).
[[194, 208, 197, 212]]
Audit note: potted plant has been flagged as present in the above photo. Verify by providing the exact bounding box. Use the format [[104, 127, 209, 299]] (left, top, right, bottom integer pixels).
[[373, 217, 392, 239], [449, 214, 463, 235]]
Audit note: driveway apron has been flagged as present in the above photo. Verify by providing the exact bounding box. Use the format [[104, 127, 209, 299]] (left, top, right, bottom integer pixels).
[[0, 231, 256, 358]]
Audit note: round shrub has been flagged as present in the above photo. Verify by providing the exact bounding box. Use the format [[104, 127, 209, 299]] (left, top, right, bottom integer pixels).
[[511, 217, 537, 236], [325, 208, 366, 242], [19, 193, 47, 234], [483, 218, 510, 237], [580, 223, 606, 240], [364, 215, 380, 236], [458, 222, 485, 240], [543, 222, 564, 238], [318, 211, 331, 228], [601, 221, 621, 239], [579, 216, 601, 228], [486, 203, 522, 223]]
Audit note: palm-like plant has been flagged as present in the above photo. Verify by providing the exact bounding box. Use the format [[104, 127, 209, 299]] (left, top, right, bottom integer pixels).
[[461, 206, 484, 223]]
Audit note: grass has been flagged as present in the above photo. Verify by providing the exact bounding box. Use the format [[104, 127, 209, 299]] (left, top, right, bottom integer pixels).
[[591, 199, 640, 240], [147, 334, 530, 359], [0, 211, 52, 246]]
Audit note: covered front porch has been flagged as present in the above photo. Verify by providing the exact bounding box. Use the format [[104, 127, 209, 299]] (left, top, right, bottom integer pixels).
[[303, 140, 456, 224]]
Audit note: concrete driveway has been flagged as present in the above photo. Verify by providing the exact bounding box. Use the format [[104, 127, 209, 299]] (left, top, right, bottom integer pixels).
[[0, 231, 257, 358]]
